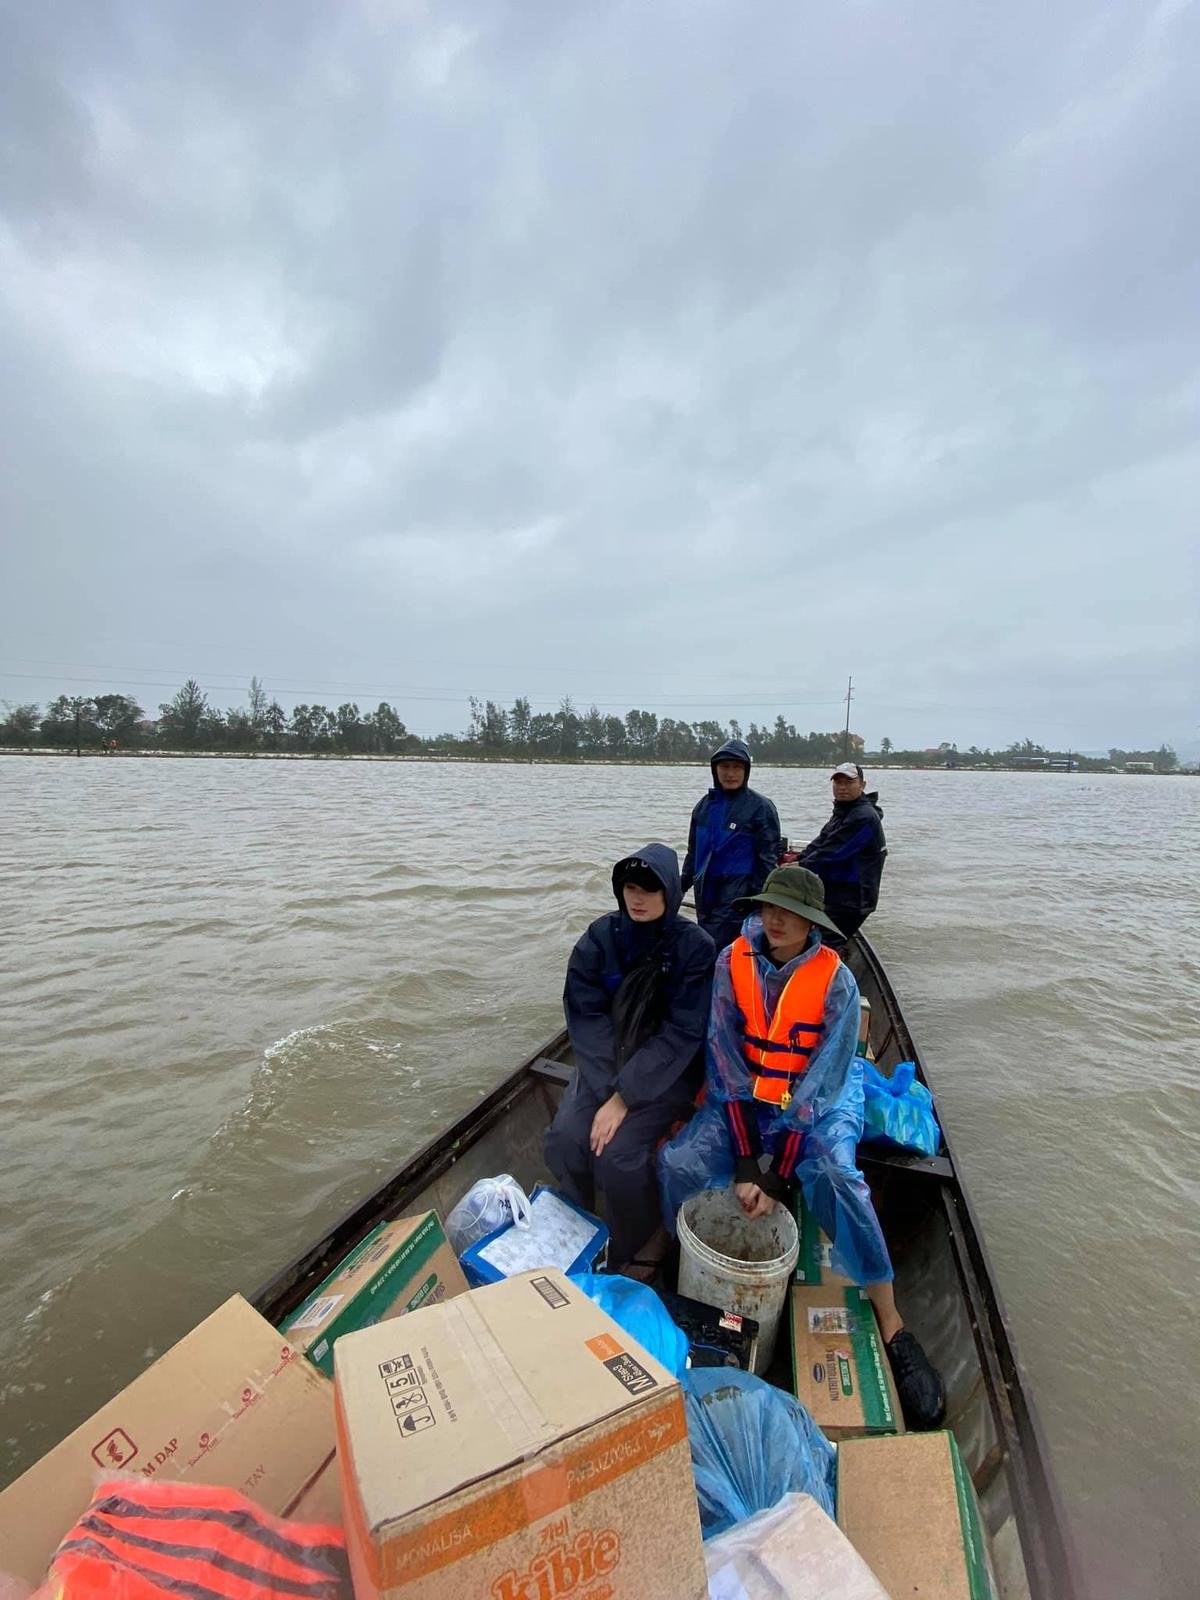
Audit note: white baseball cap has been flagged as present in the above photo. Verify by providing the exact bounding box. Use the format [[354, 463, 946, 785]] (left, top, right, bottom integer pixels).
[[830, 761, 864, 781]]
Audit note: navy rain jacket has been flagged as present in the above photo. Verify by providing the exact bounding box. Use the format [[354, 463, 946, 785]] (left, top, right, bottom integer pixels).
[[563, 842, 716, 1109], [681, 739, 781, 940], [797, 791, 887, 925]]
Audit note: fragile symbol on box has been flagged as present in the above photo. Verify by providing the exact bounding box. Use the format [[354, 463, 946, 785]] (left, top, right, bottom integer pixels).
[[92, 1428, 137, 1470]]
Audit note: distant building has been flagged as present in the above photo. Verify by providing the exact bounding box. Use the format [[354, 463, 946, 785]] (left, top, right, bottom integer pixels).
[[1123, 760, 1155, 774], [1009, 755, 1049, 769]]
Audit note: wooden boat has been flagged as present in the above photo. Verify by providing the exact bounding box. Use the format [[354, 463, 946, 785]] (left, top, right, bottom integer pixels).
[[253, 933, 1082, 1599]]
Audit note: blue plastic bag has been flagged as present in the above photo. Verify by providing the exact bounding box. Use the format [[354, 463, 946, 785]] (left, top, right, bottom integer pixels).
[[860, 1060, 941, 1157], [682, 1367, 836, 1538], [568, 1274, 689, 1378]]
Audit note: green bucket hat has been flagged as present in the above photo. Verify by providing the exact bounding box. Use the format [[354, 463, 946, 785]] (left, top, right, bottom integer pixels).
[[732, 865, 843, 936]]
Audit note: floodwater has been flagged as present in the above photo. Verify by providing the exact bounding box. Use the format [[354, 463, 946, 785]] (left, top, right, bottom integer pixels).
[[1, 756, 1197, 1597]]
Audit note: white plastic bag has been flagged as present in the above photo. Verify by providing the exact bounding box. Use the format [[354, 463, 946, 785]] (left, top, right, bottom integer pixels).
[[703, 1493, 888, 1600], [445, 1173, 532, 1254]]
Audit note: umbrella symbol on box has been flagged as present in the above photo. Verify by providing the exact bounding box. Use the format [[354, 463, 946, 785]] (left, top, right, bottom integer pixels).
[[399, 1409, 435, 1435]]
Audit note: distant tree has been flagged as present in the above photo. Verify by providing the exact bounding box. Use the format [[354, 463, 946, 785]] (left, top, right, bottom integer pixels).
[[94, 694, 143, 745], [264, 700, 287, 746], [224, 708, 255, 749], [555, 696, 580, 757], [728, 719, 742, 742], [0, 703, 40, 745], [528, 711, 556, 752], [509, 697, 533, 751], [603, 715, 627, 756], [334, 704, 363, 751], [625, 708, 658, 755], [880, 736, 893, 759], [159, 680, 208, 748], [581, 704, 606, 757], [1156, 744, 1178, 772], [248, 676, 268, 732], [368, 701, 408, 753]]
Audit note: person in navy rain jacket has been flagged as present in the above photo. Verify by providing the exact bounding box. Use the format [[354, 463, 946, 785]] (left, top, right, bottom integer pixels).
[[545, 843, 716, 1274], [795, 761, 887, 945], [682, 739, 781, 952]]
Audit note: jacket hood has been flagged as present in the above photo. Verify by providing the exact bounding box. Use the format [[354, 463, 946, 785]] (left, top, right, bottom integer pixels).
[[611, 841, 683, 923], [835, 789, 883, 819], [710, 737, 751, 788]]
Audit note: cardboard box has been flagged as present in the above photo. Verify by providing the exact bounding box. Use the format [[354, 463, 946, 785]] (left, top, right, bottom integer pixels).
[[789, 1285, 904, 1441], [292, 1453, 344, 1529], [335, 1268, 707, 1600], [791, 1192, 855, 1288], [0, 1295, 335, 1589], [281, 1212, 469, 1376], [837, 1432, 997, 1600]]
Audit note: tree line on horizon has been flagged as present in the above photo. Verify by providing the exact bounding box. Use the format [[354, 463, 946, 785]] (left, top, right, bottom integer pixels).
[[0, 679, 1181, 772]]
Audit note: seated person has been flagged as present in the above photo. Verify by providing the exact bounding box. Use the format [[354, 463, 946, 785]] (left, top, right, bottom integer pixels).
[[658, 865, 944, 1428], [546, 844, 716, 1276]]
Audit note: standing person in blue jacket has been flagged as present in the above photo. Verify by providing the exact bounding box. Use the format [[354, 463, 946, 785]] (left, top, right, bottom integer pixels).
[[545, 844, 716, 1276], [682, 738, 781, 951], [795, 761, 887, 946], [658, 865, 944, 1429]]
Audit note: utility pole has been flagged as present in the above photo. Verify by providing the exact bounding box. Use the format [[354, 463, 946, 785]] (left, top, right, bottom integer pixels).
[[842, 676, 853, 760]]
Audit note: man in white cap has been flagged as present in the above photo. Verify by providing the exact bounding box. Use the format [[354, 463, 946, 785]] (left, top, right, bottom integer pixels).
[[795, 761, 887, 946]]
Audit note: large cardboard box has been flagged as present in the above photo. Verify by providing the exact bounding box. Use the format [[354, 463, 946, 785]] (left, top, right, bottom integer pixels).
[[789, 1285, 904, 1441], [335, 1268, 707, 1600], [791, 1192, 855, 1289], [837, 1432, 997, 1600], [0, 1295, 335, 1589], [281, 1212, 468, 1377]]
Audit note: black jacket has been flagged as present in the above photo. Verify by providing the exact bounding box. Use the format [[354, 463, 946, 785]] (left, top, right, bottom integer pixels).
[[681, 739, 781, 938], [563, 842, 716, 1109], [797, 791, 887, 923]]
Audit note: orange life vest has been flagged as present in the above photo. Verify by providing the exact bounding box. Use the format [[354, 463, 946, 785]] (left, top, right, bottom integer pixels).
[[44, 1478, 348, 1600], [730, 936, 840, 1106]]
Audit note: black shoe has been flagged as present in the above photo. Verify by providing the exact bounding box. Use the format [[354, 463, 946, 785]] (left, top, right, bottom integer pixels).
[[885, 1329, 946, 1430]]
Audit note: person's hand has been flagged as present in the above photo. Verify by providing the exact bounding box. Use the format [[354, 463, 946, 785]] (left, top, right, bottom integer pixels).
[[590, 1093, 628, 1157], [734, 1181, 777, 1220]]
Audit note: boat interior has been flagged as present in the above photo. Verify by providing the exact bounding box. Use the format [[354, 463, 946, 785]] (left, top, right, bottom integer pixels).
[[255, 935, 1080, 1600]]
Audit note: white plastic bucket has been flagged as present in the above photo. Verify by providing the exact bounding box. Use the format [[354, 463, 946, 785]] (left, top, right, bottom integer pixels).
[[677, 1187, 799, 1375]]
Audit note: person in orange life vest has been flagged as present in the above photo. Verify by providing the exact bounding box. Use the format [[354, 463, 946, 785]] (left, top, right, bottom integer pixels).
[[657, 865, 944, 1429]]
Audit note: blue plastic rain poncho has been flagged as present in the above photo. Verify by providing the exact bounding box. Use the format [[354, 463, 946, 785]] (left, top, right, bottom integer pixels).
[[658, 916, 893, 1284]]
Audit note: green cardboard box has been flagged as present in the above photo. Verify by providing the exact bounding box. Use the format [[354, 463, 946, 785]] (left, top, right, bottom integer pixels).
[[791, 1191, 856, 1288], [838, 1431, 998, 1600], [789, 1283, 904, 1440], [280, 1211, 468, 1377]]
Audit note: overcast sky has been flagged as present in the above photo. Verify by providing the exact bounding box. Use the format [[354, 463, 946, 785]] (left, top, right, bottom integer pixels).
[[1, 1, 1197, 750]]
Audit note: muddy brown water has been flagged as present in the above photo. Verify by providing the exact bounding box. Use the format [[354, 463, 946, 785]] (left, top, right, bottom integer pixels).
[[2, 757, 1197, 1598]]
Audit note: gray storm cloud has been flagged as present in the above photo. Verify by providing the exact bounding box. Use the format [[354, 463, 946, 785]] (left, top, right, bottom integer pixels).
[[1, 0, 1197, 749]]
